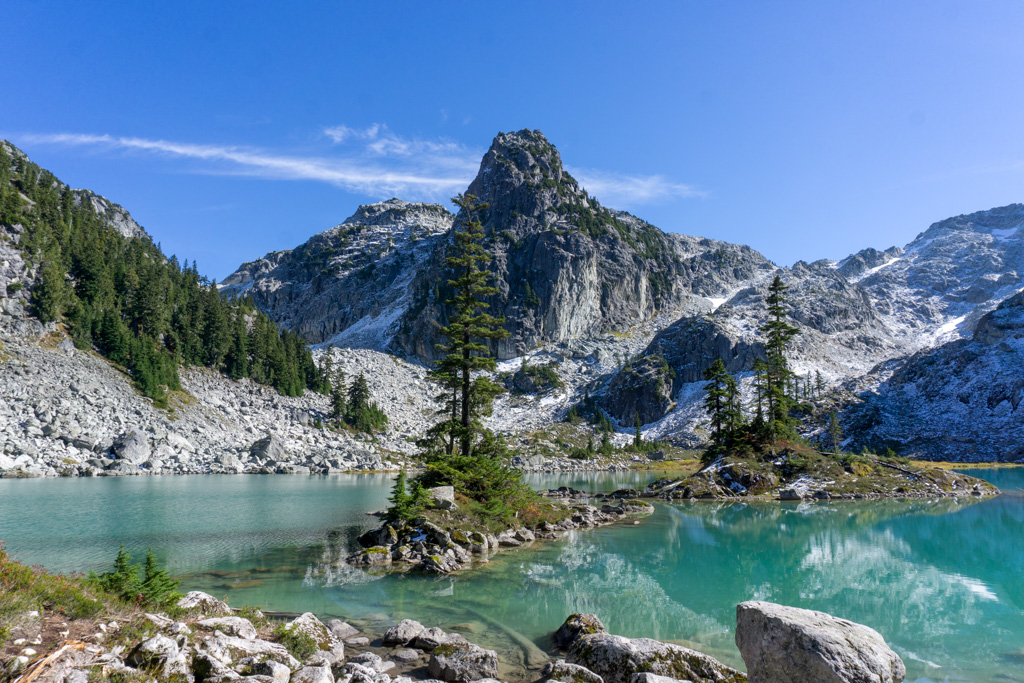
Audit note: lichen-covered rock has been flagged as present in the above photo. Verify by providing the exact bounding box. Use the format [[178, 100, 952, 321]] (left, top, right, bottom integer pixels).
[[350, 546, 394, 567], [567, 633, 745, 683], [543, 659, 604, 683], [286, 612, 337, 650], [291, 662, 335, 683], [199, 632, 301, 670], [428, 641, 499, 682], [412, 627, 468, 653], [177, 590, 232, 616], [126, 634, 179, 669], [631, 674, 693, 683], [383, 619, 425, 646], [416, 554, 462, 574], [735, 601, 906, 683], [198, 616, 258, 640], [553, 613, 606, 649], [247, 659, 291, 683]]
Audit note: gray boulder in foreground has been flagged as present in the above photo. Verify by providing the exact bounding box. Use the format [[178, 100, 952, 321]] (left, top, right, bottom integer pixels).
[[567, 633, 745, 683], [736, 601, 905, 683]]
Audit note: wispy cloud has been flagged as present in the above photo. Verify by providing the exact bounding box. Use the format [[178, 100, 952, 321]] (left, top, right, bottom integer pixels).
[[15, 130, 478, 198], [569, 167, 707, 206], [12, 127, 704, 207]]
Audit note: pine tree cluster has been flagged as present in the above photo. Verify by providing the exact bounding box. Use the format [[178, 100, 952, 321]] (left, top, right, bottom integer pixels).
[[702, 275, 807, 460], [321, 360, 388, 434], [88, 545, 180, 607], [0, 144, 328, 406]]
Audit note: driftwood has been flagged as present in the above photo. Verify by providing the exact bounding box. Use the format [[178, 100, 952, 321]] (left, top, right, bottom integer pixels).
[[14, 640, 97, 683]]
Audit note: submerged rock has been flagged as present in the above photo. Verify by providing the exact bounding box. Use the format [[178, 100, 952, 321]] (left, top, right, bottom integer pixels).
[[735, 601, 905, 683]]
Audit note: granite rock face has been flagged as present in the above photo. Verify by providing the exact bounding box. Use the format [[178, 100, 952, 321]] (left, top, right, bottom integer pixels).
[[735, 601, 905, 683], [394, 130, 773, 361]]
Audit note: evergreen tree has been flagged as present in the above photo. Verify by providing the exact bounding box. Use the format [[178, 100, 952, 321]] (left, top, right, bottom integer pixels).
[[633, 411, 643, 449], [600, 430, 613, 455], [141, 548, 180, 607], [759, 275, 800, 441], [815, 370, 826, 398], [411, 194, 529, 521], [723, 373, 745, 438], [330, 370, 347, 422], [702, 359, 731, 453], [34, 258, 68, 323], [95, 545, 141, 600], [347, 373, 370, 415], [421, 193, 509, 460], [387, 471, 412, 521], [827, 411, 843, 455]]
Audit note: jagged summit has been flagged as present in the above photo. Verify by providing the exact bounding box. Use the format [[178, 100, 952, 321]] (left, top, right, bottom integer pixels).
[[466, 129, 588, 224]]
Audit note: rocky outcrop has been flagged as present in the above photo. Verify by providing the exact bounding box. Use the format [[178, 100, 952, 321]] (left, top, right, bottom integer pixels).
[[5, 588, 519, 683], [553, 613, 606, 649], [735, 601, 906, 683], [640, 452, 996, 501]]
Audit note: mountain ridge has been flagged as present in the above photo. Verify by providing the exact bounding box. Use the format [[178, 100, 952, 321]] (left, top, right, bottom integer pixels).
[[3, 132, 1023, 464]]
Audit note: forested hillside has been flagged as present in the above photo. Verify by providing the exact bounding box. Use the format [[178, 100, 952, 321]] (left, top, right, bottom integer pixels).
[[0, 142, 327, 406]]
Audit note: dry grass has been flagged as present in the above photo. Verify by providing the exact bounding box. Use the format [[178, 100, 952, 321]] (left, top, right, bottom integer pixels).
[[909, 460, 1024, 470]]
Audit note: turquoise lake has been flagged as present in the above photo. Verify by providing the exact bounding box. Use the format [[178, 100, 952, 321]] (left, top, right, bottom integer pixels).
[[1, 469, 1022, 682]]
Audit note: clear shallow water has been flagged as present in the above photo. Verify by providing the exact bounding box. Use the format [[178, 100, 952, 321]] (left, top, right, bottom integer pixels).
[[1, 470, 1023, 682]]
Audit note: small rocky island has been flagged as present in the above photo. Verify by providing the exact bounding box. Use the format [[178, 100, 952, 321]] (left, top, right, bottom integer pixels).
[[347, 485, 654, 575], [639, 446, 998, 501]]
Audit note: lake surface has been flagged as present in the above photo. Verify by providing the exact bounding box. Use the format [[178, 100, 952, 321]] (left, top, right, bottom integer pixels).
[[1, 469, 1022, 682]]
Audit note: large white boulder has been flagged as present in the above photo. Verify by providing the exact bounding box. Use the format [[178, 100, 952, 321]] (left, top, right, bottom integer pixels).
[[735, 601, 905, 683]]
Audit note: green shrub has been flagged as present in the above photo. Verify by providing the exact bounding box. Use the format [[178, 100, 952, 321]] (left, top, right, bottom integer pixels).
[[273, 624, 318, 661]]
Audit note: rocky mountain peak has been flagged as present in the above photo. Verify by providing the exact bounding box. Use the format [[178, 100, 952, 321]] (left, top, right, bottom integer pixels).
[[465, 129, 589, 234]]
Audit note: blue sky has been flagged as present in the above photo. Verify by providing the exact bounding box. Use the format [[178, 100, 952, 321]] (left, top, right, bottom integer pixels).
[[4, 1, 1024, 280]]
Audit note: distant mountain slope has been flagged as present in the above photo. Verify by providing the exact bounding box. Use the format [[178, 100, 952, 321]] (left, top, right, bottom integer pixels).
[[844, 289, 1024, 461], [220, 198, 453, 348]]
